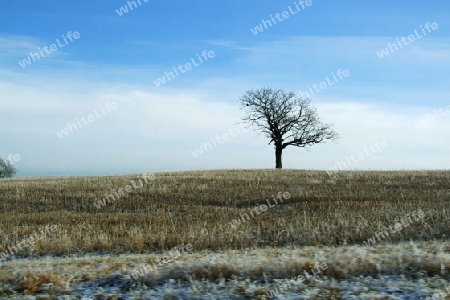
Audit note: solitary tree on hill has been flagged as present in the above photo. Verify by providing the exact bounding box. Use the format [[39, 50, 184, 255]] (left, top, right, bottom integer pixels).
[[239, 87, 339, 169]]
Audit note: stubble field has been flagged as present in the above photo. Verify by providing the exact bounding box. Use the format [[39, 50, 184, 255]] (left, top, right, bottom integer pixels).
[[0, 169, 449, 299]]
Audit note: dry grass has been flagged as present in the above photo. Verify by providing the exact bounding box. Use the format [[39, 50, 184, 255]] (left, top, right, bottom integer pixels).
[[0, 169, 449, 298], [0, 169, 449, 257]]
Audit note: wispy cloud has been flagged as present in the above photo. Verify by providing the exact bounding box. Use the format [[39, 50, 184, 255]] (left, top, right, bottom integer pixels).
[[0, 35, 42, 58], [206, 40, 255, 51]]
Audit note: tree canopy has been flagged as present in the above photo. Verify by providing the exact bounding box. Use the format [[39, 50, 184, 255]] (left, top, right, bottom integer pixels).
[[240, 87, 339, 168], [0, 159, 17, 178]]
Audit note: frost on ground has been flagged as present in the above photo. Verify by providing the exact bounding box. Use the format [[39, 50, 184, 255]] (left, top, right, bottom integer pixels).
[[1, 240, 449, 299]]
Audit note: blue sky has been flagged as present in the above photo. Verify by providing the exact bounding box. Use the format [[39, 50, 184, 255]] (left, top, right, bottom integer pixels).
[[1, 0, 449, 177]]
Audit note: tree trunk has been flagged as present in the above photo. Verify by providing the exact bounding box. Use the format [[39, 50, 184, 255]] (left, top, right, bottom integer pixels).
[[275, 146, 283, 169]]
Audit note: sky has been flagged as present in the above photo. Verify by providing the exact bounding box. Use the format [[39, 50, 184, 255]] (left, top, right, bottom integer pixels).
[[1, 0, 449, 177]]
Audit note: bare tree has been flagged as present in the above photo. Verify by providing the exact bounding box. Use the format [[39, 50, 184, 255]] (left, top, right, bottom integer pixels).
[[239, 87, 339, 169], [0, 158, 17, 178]]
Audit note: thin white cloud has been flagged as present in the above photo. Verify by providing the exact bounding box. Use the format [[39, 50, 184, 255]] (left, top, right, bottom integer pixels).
[[206, 39, 256, 51], [0, 34, 72, 60]]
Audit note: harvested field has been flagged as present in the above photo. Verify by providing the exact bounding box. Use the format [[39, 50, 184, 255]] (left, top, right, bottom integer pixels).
[[0, 169, 449, 299]]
